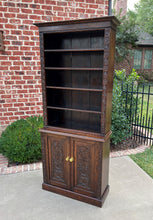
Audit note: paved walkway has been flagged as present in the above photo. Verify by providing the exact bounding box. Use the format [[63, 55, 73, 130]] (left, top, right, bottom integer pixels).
[[0, 156, 153, 220]]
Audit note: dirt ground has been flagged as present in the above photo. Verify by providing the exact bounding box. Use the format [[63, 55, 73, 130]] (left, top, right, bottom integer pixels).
[[110, 137, 145, 152]]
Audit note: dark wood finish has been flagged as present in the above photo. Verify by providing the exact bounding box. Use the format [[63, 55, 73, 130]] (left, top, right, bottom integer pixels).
[[39, 127, 111, 142], [46, 86, 103, 92], [42, 183, 109, 207], [34, 15, 119, 31], [47, 135, 71, 189], [0, 31, 4, 51], [35, 16, 119, 207], [47, 106, 101, 114], [71, 139, 101, 198], [41, 132, 110, 207], [45, 67, 103, 70], [44, 48, 104, 52]]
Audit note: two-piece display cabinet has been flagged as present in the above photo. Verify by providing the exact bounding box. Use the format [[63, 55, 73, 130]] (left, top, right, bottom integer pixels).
[[35, 16, 119, 207]]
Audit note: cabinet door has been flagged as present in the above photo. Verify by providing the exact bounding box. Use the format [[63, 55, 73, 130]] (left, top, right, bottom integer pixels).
[[47, 135, 71, 189], [71, 139, 102, 198]]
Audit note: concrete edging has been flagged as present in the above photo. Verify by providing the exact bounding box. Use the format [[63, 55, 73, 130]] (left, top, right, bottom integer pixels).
[[0, 162, 42, 175], [110, 145, 150, 158]]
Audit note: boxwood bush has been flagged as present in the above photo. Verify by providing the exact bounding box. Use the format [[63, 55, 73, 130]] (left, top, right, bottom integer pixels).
[[111, 76, 131, 145], [0, 116, 43, 164], [111, 69, 140, 145]]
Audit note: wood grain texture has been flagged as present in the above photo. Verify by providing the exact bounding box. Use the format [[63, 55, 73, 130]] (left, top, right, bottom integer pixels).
[[40, 133, 48, 184], [37, 16, 119, 207], [40, 131, 110, 206], [72, 139, 97, 197], [47, 135, 70, 189], [42, 183, 109, 207], [34, 15, 119, 31], [39, 32, 47, 126]]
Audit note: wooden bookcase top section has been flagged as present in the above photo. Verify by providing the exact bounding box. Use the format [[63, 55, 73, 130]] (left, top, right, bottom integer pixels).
[[34, 16, 120, 32], [35, 16, 119, 136]]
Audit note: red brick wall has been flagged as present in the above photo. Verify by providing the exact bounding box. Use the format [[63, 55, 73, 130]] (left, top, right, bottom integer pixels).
[[114, 54, 134, 74], [0, 0, 109, 133], [115, 47, 153, 80], [114, 0, 127, 16]]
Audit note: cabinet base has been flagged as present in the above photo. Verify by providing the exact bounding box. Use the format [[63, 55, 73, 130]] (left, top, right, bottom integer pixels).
[[42, 183, 109, 207]]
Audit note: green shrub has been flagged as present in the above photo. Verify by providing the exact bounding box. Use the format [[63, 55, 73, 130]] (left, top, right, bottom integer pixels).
[[0, 116, 43, 164], [111, 69, 140, 145], [115, 69, 140, 117], [111, 72, 131, 145]]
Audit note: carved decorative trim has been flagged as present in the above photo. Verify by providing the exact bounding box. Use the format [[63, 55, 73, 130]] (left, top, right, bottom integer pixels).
[[39, 32, 47, 125], [101, 28, 111, 135]]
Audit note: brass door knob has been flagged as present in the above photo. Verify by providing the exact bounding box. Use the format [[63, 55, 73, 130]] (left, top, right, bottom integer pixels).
[[65, 156, 70, 162], [69, 157, 74, 162]]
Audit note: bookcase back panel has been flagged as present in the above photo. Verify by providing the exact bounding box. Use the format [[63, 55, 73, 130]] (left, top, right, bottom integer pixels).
[[47, 109, 72, 128], [47, 109, 101, 133], [46, 70, 71, 87], [90, 34, 104, 48], [44, 31, 104, 50], [46, 89, 101, 111], [71, 111, 100, 132], [72, 52, 103, 68], [47, 89, 71, 108], [71, 91, 101, 111], [45, 52, 103, 68], [72, 70, 102, 89], [72, 36, 90, 49], [46, 70, 103, 89], [45, 52, 71, 67]]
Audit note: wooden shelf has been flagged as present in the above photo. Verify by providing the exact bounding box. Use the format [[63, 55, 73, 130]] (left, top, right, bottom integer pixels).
[[45, 67, 103, 71], [44, 48, 104, 52], [46, 86, 103, 92], [47, 106, 101, 114]]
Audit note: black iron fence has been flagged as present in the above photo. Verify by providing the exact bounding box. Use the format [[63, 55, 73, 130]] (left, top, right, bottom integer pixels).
[[121, 82, 153, 145]]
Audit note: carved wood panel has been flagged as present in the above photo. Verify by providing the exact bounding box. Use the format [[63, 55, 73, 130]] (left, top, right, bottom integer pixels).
[[47, 135, 70, 189], [72, 139, 102, 197]]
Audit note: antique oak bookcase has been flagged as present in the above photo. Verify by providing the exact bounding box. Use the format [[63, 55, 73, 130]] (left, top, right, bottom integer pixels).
[[35, 16, 119, 207]]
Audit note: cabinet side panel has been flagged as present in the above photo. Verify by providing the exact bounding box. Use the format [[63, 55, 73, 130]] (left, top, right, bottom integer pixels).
[[41, 132, 49, 184], [94, 142, 103, 199], [105, 29, 116, 134], [101, 28, 116, 135], [101, 138, 110, 196]]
